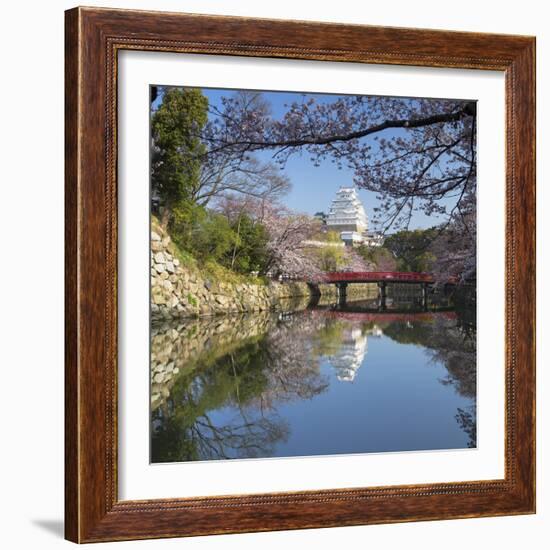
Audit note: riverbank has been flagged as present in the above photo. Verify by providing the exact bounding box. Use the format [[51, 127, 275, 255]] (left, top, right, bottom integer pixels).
[[151, 224, 378, 320]]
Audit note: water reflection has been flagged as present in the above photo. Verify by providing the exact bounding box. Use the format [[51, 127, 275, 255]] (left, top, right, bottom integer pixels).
[[321, 325, 384, 382], [151, 297, 476, 462]]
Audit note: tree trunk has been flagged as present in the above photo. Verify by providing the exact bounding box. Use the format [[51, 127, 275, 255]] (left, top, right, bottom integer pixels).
[[160, 207, 171, 230], [230, 214, 242, 270]]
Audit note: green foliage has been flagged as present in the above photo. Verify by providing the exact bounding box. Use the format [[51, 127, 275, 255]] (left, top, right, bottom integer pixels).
[[193, 212, 236, 262], [224, 213, 269, 274], [151, 87, 208, 216], [169, 200, 204, 250], [383, 229, 438, 272], [171, 202, 235, 263], [169, 204, 272, 281]]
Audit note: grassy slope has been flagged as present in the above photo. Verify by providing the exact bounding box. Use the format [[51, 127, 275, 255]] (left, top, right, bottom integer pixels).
[[151, 215, 267, 286]]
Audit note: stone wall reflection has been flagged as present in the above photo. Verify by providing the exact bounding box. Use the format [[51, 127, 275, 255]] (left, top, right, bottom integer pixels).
[[150, 311, 333, 461]]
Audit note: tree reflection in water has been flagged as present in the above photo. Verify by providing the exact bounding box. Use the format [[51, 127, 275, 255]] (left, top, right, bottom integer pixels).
[[151, 302, 476, 462], [151, 313, 330, 462]]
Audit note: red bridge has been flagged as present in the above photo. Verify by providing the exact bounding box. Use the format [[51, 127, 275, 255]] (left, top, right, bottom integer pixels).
[[319, 271, 435, 284]]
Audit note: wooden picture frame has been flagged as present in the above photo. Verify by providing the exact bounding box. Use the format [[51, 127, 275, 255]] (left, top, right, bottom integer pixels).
[[65, 6, 536, 543]]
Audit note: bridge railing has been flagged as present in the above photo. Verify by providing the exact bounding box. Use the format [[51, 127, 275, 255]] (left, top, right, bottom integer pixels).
[[320, 271, 435, 283]]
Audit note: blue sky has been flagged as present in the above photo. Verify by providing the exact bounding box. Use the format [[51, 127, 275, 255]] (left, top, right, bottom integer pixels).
[[152, 86, 455, 231]]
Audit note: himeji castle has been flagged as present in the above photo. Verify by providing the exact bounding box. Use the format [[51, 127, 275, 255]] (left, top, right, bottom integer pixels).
[[326, 186, 383, 247]]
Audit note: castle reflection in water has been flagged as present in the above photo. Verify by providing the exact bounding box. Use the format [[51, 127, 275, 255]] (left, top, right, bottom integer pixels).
[[326, 325, 383, 382]]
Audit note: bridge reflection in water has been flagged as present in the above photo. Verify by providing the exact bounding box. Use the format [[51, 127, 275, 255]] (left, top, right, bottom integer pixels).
[[151, 295, 476, 463]]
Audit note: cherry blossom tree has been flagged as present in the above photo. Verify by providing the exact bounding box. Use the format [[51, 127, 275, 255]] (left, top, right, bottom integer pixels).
[[429, 210, 476, 282], [201, 91, 477, 277], [203, 93, 475, 224], [219, 194, 376, 278], [341, 247, 370, 272], [251, 201, 322, 279], [194, 152, 291, 206], [193, 91, 291, 206]]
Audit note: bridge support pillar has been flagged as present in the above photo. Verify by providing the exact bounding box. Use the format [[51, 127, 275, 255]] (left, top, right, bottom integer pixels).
[[336, 283, 348, 307], [378, 281, 387, 311], [306, 283, 321, 308], [421, 283, 430, 311]]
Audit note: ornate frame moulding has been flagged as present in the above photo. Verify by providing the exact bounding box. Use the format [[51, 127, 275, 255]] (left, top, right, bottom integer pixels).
[[65, 6, 535, 543]]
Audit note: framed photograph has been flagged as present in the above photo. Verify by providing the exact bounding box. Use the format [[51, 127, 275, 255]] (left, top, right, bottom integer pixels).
[[65, 7, 536, 543]]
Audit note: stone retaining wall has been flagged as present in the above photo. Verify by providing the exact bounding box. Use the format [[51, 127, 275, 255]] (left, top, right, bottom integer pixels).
[[151, 225, 312, 321], [151, 224, 379, 321]]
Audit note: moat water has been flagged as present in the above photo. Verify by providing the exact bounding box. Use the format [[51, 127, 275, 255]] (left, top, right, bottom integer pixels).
[[150, 295, 476, 463]]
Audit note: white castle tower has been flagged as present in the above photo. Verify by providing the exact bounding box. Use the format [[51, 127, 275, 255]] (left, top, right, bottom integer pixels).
[[326, 186, 382, 247], [326, 187, 368, 246]]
